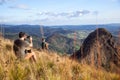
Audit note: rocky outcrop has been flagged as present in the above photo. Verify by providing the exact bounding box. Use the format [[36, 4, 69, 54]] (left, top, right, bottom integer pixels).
[[72, 28, 120, 69]]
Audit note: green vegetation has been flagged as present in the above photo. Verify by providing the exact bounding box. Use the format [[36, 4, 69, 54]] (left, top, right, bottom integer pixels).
[[66, 30, 92, 39], [2, 26, 92, 54]]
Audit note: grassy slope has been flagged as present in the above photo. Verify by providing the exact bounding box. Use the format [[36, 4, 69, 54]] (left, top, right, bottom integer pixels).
[[0, 37, 120, 80]]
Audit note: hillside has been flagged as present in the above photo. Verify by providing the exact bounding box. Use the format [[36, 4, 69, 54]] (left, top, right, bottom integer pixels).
[[2, 25, 84, 54], [1, 24, 120, 54], [46, 33, 82, 54], [0, 37, 120, 80]]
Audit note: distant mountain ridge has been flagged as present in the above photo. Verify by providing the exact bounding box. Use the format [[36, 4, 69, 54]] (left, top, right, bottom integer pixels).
[[1, 23, 120, 54]]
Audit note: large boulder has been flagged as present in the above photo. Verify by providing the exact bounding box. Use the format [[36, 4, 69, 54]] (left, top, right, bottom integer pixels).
[[72, 28, 120, 70]]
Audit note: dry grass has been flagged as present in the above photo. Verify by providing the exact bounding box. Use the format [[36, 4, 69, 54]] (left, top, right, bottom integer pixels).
[[0, 38, 120, 80]]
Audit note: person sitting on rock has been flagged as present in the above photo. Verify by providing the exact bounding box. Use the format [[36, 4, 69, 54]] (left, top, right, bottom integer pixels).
[[13, 32, 37, 61]]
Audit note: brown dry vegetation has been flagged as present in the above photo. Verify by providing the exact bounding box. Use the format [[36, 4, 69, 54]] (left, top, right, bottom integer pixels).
[[0, 37, 120, 80]]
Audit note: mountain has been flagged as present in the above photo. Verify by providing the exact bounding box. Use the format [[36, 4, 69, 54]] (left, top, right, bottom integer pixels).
[[46, 33, 82, 54], [2, 25, 83, 54], [72, 28, 120, 71], [1, 23, 120, 54]]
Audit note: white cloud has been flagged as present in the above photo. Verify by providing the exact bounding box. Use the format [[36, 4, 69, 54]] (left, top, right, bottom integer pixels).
[[0, 0, 15, 5], [9, 4, 30, 10], [37, 10, 90, 18], [92, 11, 99, 15], [0, 0, 6, 5], [69, 10, 90, 17], [0, 15, 14, 24]]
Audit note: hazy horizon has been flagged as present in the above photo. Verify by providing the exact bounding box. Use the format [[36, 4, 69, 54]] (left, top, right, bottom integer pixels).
[[1, 23, 120, 26]]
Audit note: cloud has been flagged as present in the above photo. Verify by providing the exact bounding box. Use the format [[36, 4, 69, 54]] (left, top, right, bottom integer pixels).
[[69, 10, 90, 17], [93, 11, 99, 15], [9, 4, 30, 10], [33, 18, 50, 22], [0, 0, 6, 5], [37, 10, 90, 18], [0, 15, 14, 23], [0, 0, 14, 5]]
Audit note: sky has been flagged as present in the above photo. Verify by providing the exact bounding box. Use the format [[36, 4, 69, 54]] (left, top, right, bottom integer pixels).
[[0, 0, 120, 25]]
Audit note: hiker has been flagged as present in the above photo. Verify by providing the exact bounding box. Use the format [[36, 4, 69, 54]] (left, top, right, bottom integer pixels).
[[41, 38, 49, 50], [13, 32, 37, 61]]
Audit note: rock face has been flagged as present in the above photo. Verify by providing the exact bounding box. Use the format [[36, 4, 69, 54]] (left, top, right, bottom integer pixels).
[[72, 28, 120, 69]]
